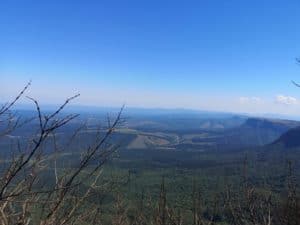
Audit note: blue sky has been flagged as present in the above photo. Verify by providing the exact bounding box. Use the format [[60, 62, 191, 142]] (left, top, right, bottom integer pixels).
[[1, 0, 300, 116]]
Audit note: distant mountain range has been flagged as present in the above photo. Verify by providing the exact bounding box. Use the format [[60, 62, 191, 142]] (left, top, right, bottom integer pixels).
[[3, 108, 300, 152], [196, 117, 300, 150], [242, 117, 300, 130], [237, 117, 300, 145], [117, 117, 300, 151]]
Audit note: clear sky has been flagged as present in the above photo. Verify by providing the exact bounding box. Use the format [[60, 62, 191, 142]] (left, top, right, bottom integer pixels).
[[1, 0, 300, 116]]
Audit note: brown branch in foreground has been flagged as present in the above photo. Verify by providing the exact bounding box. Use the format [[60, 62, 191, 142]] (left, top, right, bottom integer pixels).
[[0, 85, 125, 225], [0, 81, 31, 116]]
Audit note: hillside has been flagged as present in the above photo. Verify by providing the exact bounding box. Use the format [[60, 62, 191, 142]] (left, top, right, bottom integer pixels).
[[272, 126, 300, 148], [241, 118, 300, 132]]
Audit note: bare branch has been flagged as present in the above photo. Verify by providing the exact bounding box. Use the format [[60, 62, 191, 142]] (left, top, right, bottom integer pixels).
[[0, 81, 31, 116]]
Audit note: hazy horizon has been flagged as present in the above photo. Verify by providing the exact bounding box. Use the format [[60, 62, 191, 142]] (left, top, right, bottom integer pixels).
[[3, 99, 300, 121]]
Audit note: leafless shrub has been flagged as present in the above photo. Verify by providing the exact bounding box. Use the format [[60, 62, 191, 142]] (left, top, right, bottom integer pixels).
[[0, 84, 124, 225]]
